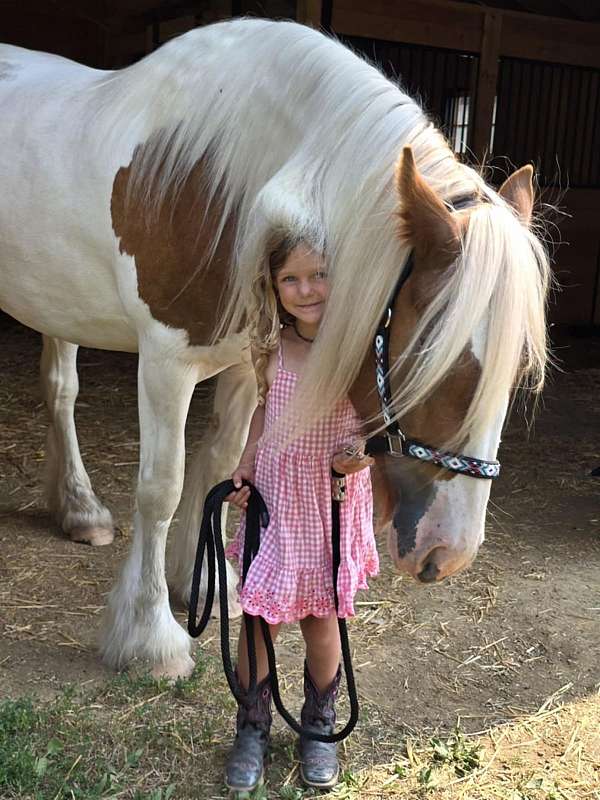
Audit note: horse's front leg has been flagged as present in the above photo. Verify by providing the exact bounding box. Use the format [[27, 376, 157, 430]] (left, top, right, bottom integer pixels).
[[100, 348, 198, 679], [40, 335, 113, 545], [169, 356, 257, 613]]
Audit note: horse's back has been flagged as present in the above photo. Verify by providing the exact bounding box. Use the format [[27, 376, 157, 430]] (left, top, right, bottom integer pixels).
[[0, 42, 108, 141], [0, 42, 105, 98]]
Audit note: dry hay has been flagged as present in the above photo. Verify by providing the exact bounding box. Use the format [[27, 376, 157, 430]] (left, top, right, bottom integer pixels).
[[327, 687, 600, 799]]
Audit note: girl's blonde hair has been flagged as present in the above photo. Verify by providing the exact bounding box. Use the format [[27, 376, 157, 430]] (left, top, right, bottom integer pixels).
[[248, 233, 318, 405]]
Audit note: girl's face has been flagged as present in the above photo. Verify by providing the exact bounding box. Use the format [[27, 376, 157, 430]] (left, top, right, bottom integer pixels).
[[274, 246, 329, 327]]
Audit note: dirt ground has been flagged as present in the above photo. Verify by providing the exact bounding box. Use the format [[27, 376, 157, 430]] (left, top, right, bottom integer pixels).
[[1, 316, 599, 745]]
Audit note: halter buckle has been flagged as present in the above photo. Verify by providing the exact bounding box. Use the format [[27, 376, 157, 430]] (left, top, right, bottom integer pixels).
[[386, 431, 405, 457], [331, 474, 347, 502]]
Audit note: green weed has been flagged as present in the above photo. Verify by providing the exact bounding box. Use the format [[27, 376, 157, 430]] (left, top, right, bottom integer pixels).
[[278, 788, 305, 800], [429, 723, 482, 777]]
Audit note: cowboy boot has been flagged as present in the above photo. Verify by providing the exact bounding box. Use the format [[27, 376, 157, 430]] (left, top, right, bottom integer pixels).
[[298, 661, 342, 789], [224, 674, 272, 793]]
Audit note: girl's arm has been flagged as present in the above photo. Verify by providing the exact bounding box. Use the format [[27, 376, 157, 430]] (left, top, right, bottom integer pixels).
[[227, 348, 275, 508], [236, 404, 265, 475], [226, 404, 266, 509]]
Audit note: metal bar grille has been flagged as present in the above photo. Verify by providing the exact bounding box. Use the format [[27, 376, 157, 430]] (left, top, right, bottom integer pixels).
[[493, 57, 600, 188], [343, 36, 479, 157]]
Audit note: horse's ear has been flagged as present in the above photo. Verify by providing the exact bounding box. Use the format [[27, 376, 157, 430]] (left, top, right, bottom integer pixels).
[[498, 165, 534, 226], [395, 146, 460, 262]]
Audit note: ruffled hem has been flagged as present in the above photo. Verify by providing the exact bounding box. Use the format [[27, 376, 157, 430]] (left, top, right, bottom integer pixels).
[[226, 555, 379, 625]]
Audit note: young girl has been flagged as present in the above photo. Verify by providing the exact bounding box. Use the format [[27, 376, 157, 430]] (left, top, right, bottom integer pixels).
[[224, 238, 378, 793]]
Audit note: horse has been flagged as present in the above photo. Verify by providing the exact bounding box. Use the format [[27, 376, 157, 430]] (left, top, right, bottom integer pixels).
[[0, 18, 549, 678]]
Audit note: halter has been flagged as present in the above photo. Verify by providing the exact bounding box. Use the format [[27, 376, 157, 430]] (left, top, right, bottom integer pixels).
[[365, 195, 501, 480]]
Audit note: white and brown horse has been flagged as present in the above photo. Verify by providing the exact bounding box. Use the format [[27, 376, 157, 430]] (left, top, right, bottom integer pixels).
[[0, 19, 549, 677]]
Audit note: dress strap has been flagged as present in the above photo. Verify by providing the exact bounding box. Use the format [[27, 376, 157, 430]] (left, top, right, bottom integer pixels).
[[275, 335, 297, 378]]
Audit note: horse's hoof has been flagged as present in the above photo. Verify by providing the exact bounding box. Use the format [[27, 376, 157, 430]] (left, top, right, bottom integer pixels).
[[210, 595, 242, 620], [151, 653, 194, 681], [70, 526, 114, 546]]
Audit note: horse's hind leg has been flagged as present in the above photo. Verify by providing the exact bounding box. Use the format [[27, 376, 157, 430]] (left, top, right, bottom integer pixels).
[[100, 347, 197, 678], [40, 335, 113, 545], [169, 356, 257, 614]]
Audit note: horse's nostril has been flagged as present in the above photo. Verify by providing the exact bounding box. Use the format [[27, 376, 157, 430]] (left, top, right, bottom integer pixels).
[[417, 560, 440, 583]]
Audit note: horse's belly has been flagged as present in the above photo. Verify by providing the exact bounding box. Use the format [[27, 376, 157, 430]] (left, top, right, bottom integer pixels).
[[0, 254, 139, 351], [0, 218, 138, 351]]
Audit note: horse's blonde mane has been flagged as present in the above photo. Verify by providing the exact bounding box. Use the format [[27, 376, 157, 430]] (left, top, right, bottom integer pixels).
[[94, 18, 549, 449]]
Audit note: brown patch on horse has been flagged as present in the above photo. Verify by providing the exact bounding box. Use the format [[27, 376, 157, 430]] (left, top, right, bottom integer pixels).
[[398, 344, 482, 462], [111, 143, 235, 346], [370, 459, 395, 532]]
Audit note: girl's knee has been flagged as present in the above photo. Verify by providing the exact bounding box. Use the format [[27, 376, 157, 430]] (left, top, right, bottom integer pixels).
[[301, 613, 339, 644]]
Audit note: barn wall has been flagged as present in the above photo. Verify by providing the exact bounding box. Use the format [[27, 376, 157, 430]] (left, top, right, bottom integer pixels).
[[555, 189, 600, 326], [109, 0, 234, 67], [233, 0, 295, 18], [0, 1, 108, 67]]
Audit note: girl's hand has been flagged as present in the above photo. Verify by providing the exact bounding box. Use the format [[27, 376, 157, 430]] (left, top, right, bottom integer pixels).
[[225, 463, 255, 509], [332, 444, 374, 475]]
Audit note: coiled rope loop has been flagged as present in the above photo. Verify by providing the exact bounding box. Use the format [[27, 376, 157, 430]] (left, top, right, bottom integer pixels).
[[187, 478, 358, 743]]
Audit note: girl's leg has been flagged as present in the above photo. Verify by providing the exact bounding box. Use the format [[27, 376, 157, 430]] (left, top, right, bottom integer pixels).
[[225, 616, 281, 793], [298, 613, 342, 789], [299, 613, 341, 690], [236, 616, 282, 688]]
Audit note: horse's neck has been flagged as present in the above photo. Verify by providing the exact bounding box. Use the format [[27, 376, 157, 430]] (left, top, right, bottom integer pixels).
[[108, 19, 409, 173]]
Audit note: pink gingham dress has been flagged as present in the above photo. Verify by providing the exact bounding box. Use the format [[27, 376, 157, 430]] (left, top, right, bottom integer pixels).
[[226, 345, 379, 624]]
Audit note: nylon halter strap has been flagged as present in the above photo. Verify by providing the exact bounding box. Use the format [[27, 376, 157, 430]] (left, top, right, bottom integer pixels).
[[364, 194, 501, 480]]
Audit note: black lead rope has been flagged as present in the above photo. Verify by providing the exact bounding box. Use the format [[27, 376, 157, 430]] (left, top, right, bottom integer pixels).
[[187, 478, 359, 744]]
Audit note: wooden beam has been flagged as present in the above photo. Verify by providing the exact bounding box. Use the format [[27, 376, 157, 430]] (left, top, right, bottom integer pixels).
[[500, 12, 600, 69], [330, 0, 600, 70], [471, 11, 502, 161], [297, 0, 322, 28], [331, 0, 484, 53]]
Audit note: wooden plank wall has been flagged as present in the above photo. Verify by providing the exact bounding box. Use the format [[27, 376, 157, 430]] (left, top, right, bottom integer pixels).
[[553, 191, 600, 326], [0, 0, 108, 67], [106, 0, 233, 66], [297, 0, 322, 27]]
